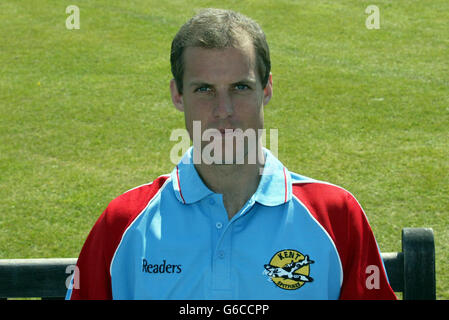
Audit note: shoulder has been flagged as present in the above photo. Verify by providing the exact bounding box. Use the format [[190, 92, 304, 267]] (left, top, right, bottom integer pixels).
[[288, 173, 395, 299], [290, 173, 359, 213], [289, 173, 369, 246], [103, 174, 171, 229]]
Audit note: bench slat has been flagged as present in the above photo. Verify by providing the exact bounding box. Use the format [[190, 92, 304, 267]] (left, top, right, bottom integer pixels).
[[0, 258, 77, 298], [0, 228, 435, 299], [382, 252, 404, 292], [0, 254, 404, 299]]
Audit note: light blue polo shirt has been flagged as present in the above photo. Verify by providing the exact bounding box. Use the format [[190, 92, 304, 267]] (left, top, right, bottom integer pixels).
[[109, 147, 342, 299]]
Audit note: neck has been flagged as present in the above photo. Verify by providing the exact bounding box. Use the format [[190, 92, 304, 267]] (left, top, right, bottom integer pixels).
[[194, 146, 265, 219]]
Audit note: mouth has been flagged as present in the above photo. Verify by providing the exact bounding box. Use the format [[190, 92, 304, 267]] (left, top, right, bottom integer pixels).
[[218, 128, 235, 135]]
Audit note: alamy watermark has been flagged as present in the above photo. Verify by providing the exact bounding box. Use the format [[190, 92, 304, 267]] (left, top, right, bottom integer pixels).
[[65, 264, 79, 290], [365, 5, 380, 30], [66, 5, 80, 30], [169, 121, 278, 170], [365, 265, 381, 290]]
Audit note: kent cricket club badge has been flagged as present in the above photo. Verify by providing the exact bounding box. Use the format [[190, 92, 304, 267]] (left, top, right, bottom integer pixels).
[[263, 249, 314, 290]]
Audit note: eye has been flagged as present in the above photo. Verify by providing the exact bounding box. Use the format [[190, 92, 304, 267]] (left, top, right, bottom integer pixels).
[[234, 84, 250, 91], [195, 86, 212, 93]]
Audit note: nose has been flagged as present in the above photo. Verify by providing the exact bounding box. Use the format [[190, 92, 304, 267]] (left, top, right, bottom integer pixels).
[[213, 92, 233, 119]]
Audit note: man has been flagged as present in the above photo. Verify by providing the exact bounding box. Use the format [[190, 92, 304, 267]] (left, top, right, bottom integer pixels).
[[66, 8, 396, 300]]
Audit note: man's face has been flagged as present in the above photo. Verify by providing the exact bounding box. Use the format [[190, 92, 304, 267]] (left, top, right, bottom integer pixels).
[[170, 41, 272, 164]]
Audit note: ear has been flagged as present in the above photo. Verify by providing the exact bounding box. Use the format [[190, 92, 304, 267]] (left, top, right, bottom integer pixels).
[[170, 79, 184, 112], [263, 73, 273, 106]]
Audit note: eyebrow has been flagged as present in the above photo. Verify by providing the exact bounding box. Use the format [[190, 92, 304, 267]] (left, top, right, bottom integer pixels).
[[188, 81, 211, 88], [232, 78, 257, 86], [188, 78, 257, 88]]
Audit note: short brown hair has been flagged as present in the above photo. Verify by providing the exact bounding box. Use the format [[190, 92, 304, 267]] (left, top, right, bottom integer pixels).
[[170, 8, 271, 94]]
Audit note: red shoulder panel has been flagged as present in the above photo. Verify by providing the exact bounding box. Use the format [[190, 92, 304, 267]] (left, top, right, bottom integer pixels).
[[292, 182, 396, 300], [69, 175, 170, 300]]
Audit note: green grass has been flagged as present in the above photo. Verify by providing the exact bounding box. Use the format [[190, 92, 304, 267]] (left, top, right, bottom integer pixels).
[[1, 0, 447, 299]]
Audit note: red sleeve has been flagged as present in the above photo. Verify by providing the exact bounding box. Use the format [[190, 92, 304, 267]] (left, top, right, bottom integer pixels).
[[293, 182, 397, 300], [69, 207, 114, 300], [68, 176, 169, 300]]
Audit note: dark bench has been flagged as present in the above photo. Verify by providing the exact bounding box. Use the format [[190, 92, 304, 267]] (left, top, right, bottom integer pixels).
[[0, 227, 435, 300]]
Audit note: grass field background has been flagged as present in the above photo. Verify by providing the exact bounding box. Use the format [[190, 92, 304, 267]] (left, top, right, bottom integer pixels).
[[1, 0, 447, 299]]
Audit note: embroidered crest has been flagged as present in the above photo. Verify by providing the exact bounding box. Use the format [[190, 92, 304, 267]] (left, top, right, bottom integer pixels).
[[263, 249, 314, 290]]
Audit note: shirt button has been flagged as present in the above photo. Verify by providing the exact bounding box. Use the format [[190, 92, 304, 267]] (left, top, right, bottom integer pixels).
[[218, 250, 225, 259], [215, 222, 223, 229], [209, 199, 215, 205]]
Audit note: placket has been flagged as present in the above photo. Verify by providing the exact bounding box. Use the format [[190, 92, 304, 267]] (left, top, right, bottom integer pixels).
[[207, 194, 256, 299]]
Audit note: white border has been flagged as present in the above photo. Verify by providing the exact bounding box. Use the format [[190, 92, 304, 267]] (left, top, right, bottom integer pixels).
[[291, 191, 344, 288], [109, 177, 172, 281]]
